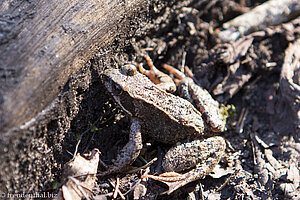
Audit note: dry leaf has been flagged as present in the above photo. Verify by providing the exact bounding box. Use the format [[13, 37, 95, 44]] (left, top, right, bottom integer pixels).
[[56, 148, 100, 200]]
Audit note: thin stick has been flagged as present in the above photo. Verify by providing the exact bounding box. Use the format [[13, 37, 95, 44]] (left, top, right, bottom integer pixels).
[[69, 176, 91, 200], [113, 177, 120, 199], [180, 51, 187, 73], [216, 169, 241, 192], [126, 157, 157, 174]]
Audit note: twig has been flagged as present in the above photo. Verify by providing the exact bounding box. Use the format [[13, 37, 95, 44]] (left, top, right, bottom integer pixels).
[[216, 169, 241, 192], [219, 0, 300, 41], [0, 17, 15, 23], [109, 178, 126, 200], [126, 157, 157, 174], [113, 177, 120, 199], [235, 107, 248, 134], [180, 51, 187, 73], [123, 179, 142, 196], [199, 183, 204, 200], [249, 132, 257, 165]]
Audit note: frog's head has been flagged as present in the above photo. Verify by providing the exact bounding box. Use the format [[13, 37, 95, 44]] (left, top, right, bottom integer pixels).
[[101, 64, 137, 92], [101, 65, 138, 115]]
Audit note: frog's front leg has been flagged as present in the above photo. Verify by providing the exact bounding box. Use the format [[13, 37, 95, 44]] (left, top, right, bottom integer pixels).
[[99, 118, 143, 176], [143, 136, 226, 194]]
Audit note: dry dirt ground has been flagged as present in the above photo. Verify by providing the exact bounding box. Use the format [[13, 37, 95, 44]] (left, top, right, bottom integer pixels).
[[54, 0, 299, 199]]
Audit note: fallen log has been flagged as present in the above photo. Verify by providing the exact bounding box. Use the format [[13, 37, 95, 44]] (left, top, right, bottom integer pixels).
[[0, 0, 147, 135], [0, 0, 154, 194]]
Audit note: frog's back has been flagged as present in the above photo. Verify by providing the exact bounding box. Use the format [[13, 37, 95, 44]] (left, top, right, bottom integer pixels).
[[102, 68, 206, 143]]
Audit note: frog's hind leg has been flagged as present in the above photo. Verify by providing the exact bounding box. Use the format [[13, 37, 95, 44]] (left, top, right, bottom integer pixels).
[[162, 63, 227, 132], [143, 136, 226, 194], [98, 118, 143, 176]]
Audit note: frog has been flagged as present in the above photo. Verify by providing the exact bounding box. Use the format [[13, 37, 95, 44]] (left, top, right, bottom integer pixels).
[[100, 64, 226, 194], [139, 55, 226, 133]]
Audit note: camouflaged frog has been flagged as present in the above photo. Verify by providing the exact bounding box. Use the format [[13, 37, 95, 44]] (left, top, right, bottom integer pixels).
[[100, 64, 226, 194]]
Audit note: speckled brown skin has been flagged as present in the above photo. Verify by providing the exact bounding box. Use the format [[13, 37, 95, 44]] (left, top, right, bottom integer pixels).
[[162, 63, 226, 133], [98, 118, 143, 176], [145, 137, 226, 194], [100, 66, 226, 194], [101, 66, 206, 143], [178, 77, 226, 132], [163, 137, 226, 172]]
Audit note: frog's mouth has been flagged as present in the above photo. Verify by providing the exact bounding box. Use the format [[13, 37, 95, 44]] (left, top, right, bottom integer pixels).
[[101, 73, 135, 116]]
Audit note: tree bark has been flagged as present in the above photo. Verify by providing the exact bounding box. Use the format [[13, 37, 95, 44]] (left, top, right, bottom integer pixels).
[[0, 0, 147, 135]]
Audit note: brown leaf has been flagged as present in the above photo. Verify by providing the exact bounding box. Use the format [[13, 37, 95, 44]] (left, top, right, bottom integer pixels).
[[55, 148, 100, 200]]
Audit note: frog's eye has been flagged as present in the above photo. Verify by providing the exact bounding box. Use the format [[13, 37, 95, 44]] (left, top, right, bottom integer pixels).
[[111, 83, 124, 95], [121, 64, 137, 76], [112, 83, 120, 91]]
